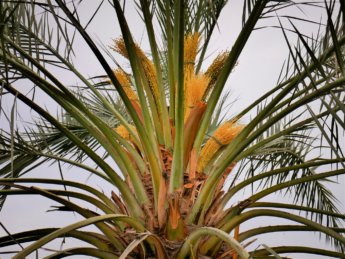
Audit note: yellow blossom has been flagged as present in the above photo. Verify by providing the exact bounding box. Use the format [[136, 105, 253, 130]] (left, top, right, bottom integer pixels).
[[184, 74, 209, 120], [184, 33, 200, 80], [112, 38, 159, 105], [114, 124, 137, 142], [114, 69, 138, 102], [204, 51, 229, 98], [197, 121, 245, 172]]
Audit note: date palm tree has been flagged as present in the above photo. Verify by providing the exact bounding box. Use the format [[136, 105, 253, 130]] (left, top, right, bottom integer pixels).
[[1, 0, 345, 258]]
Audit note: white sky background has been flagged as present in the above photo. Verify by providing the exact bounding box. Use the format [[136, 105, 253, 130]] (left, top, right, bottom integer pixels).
[[0, 1, 344, 258]]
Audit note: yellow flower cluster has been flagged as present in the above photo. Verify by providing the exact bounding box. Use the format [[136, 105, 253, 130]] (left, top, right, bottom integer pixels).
[[184, 74, 209, 121], [184, 33, 200, 79], [112, 38, 129, 58], [112, 38, 159, 105], [112, 34, 239, 173], [114, 69, 138, 102], [204, 51, 229, 97], [183, 34, 230, 121], [197, 122, 245, 172], [114, 124, 137, 142]]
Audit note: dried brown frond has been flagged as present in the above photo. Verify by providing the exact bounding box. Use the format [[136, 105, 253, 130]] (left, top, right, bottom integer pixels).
[[111, 191, 129, 215], [167, 192, 186, 241], [157, 173, 168, 229]]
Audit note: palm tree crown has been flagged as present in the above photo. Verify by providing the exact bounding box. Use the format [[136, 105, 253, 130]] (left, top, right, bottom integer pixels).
[[0, 0, 345, 258]]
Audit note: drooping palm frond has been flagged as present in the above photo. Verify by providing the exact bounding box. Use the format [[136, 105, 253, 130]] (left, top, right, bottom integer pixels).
[[0, 0, 345, 258]]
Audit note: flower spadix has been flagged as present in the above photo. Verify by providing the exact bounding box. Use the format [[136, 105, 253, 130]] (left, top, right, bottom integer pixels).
[[197, 121, 245, 172]]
